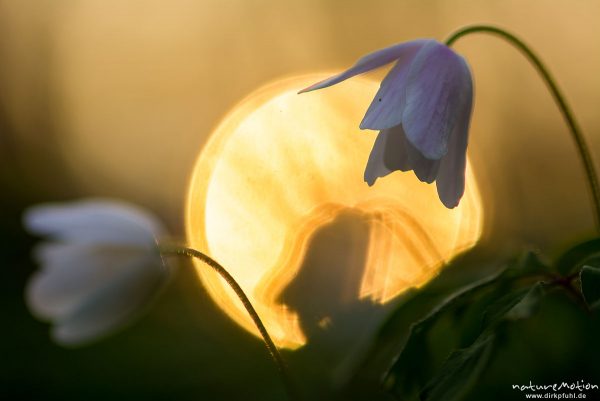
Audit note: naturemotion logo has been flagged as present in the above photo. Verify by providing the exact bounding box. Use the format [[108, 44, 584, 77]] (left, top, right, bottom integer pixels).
[[512, 380, 598, 399]]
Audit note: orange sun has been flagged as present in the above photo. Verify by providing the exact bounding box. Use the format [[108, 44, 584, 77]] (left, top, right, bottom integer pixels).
[[186, 74, 483, 349]]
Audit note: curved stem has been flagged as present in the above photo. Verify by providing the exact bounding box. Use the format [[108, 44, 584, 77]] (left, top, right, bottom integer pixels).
[[159, 245, 299, 401], [446, 25, 600, 232]]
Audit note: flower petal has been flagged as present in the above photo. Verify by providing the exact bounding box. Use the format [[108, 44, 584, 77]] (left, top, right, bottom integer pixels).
[[364, 125, 441, 186], [24, 199, 165, 248], [360, 40, 435, 130], [435, 58, 473, 208], [26, 243, 160, 321], [364, 129, 402, 186], [298, 40, 427, 94], [386, 125, 441, 184], [402, 41, 473, 160], [408, 147, 441, 184], [50, 251, 167, 346]]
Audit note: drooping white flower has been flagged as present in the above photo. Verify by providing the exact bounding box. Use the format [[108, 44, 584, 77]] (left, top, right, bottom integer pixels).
[[300, 39, 474, 208], [23, 199, 169, 346]]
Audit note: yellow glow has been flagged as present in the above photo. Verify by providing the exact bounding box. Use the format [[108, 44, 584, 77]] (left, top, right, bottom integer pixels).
[[186, 74, 483, 349]]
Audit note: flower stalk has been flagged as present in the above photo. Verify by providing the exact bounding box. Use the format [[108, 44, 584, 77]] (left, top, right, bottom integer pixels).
[[159, 245, 299, 401], [445, 24, 600, 232]]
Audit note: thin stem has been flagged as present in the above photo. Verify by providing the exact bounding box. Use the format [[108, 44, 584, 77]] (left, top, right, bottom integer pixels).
[[159, 245, 299, 401], [446, 25, 600, 232]]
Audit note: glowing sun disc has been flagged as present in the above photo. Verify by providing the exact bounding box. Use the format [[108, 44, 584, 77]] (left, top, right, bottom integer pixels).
[[186, 74, 483, 349]]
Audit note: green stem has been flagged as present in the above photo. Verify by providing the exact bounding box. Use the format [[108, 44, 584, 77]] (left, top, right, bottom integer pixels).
[[159, 245, 300, 401], [445, 25, 600, 232]]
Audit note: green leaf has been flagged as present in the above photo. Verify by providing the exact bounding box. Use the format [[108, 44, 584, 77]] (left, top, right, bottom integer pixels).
[[417, 282, 546, 401], [351, 265, 506, 391], [482, 283, 545, 329], [420, 333, 495, 401], [555, 238, 600, 275], [392, 271, 503, 356], [505, 250, 549, 278], [390, 280, 546, 400], [580, 265, 600, 310], [505, 283, 545, 320], [380, 271, 506, 398], [349, 250, 550, 399]]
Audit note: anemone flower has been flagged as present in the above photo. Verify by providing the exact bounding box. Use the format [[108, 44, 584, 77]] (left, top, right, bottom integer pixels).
[[300, 39, 474, 208], [23, 199, 169, 346]]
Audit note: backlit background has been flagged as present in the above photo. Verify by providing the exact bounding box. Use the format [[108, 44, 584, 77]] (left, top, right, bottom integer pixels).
[[2, 1, 599, 400]]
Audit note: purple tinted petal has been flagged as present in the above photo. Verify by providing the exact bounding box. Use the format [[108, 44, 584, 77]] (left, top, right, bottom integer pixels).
[[364, 124, 440, 185], [364, 129, 400, 186], [409, 148, 440, 184], [359, 59, 411, 130], [382, 124, 440, 183], [381, 125, 411, 173], [402, 41, 473, 160], [435, 58, 473, 208], [299, 40, 428, 94]]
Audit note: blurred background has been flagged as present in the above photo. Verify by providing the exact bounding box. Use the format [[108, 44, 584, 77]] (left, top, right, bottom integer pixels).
[[1, 0, 599, 400]]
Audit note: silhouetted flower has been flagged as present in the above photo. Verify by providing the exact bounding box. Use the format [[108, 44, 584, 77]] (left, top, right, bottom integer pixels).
[[300, 39, 473, 208], [23, 199, 169, 346]]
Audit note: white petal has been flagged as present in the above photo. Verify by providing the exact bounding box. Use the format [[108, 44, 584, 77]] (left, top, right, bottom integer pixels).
[[26, 243, 161, 321], [24, 199, 165, 247], [51, 251, 167, 346], [299, 40, 427, 93]]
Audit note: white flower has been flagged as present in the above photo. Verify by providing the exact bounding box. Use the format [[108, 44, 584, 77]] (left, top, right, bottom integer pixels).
[[23, 199, 169, 346]]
